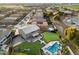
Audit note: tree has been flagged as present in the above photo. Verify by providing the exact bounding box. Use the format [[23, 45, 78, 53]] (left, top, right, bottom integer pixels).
[[43, 10, 52, 24], [64, 26, 77, 40], [8, 45, 14, 55], [53, 10, 62, 21], [74, 31, 79, 45]]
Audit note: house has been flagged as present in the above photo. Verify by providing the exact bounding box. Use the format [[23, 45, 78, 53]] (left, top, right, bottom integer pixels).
[[0, 28, 14, 44], [60, 10, 73, 15], [63, 17, 79, 30], [19, 25, 42, 42], [32, 18, 48, 31], [0, 13, 6, 20], [31, 9, 48, 31], [0, 10, 13, 20], [0, 16, 19, 25], [10, 13, 23, 17]]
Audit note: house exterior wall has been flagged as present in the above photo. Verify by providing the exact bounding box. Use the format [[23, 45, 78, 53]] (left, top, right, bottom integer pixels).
[[31, 19, 48, 31], [19, 29, 26, 39], [37, 22, 48, 31]]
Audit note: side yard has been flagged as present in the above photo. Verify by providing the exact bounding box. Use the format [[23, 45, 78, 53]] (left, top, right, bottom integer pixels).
[[42, 32, 59, 43]]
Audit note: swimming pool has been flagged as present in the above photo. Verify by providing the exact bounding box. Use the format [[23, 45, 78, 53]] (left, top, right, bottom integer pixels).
[[47, 42, 60, 54]]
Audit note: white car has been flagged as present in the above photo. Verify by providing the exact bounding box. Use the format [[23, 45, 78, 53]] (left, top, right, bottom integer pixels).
[[48, 25, 57, 32]]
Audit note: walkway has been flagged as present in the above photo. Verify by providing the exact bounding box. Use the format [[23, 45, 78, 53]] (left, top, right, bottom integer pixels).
[[38, 39, 46, 45], [66, 46, 74, 55]]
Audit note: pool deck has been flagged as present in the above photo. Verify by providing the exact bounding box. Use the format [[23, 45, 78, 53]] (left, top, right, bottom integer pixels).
[[41, 41, 62, 55]]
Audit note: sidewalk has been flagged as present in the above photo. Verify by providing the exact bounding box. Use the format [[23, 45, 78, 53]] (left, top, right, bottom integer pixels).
[[66, 46, 74, 55]]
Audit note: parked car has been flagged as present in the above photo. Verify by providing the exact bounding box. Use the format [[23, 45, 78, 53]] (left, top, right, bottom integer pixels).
[[48, 25, 57, 32]]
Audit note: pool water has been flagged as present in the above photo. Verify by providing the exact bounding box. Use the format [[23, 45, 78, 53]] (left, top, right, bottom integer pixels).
[[47, 42, 60, 54]]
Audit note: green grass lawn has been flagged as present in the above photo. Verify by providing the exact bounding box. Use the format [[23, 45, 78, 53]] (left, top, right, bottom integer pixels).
[[64, 5, 79, 11], [14, 41, 43, 55], [43, 32, 59, 43]]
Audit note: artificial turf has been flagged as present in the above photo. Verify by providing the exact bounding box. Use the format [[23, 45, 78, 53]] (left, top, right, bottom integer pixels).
[[14, 41, 43, 55], [43, 32, 59, 43]]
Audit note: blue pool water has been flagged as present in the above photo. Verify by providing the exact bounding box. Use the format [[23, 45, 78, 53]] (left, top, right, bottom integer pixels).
[[47, 42, 60, 54]]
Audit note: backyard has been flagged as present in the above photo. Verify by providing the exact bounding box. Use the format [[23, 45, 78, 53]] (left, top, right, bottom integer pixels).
[[43, 32, 59, 43], [13, 41, 44, 55]]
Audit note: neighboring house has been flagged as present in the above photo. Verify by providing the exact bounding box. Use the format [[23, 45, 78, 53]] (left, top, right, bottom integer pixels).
[[10, 12, 27, 17], [63, 17, 79, 30], [0, 16, 19, 25], [0, 13, 7, 20], [77, 13, 79, 18], [10, 13, 23, 17], [60, 10, 73, 15], [16, 10, 28, 14], [0, 28, 14, 44], [0, 10, 27, 26], [0, 9, 13, 18], [10, 13, 27, 21], [0, 9, 16, 18], [19, 25, 42, 42], [32, 18, 48, 31], [31, 9, 48, 31]]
